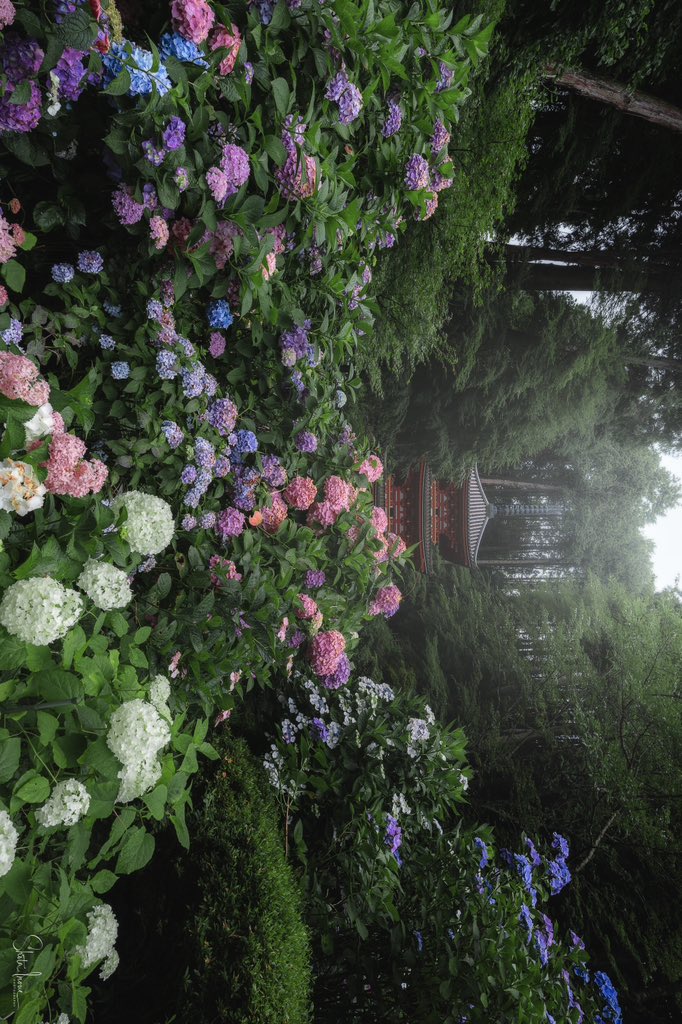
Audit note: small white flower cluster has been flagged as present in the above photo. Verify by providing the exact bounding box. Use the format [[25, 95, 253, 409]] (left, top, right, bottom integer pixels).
[[148, 673, 171, 715], [75, 903, 119, 979], [458, 771, 469, 793], [357, 677, 395, 703], [263, 743, 301, 798], [392, 792, 412, 818], [0, 577, 83, 646], [35, 779, 90, 828], [303, 679, 329, 715], [112, 490, 175, 555], [76, 559, 133, 611], [24, 402, 55, 445], [0, 809, 18, 878], [406, 717, 431, 758], [42, 1014, 70, 1024], [106, 699, 170, 803], [0, 458, 46, 516]]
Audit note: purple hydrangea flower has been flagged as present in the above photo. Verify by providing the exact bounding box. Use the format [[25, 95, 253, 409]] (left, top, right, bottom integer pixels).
[[214, 455, 231, 478], [0, 80, 42, 133], [77, 250, 104, 274], [161, 420, 184, 449], [312, 717, 329, 742], [305, 570, 326, 588], [1, 37, 44, 83], [181, 514, 197, 530], [435, 61, 454, 93], [382, 100, 402, 138], [200, 511, 217, 529], [295, 430, 318, 453], [431, 118, 451, 154], [142, 140, 166, 166], [404, 154, 430, 191], [54, 47, 88, 101], [261, 454, 287, 488], [326, 70, 363, 125], [174, 167, 190, 191], [163, 116, 186, 151], [244, 61, 254, 84], [146, 299, 163, 321], [207, 398, 238, 436], [181, 466, 198, 485], [322, 652, 351, 690]]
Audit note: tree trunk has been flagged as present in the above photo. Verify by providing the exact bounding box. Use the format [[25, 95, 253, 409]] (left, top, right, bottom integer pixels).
[[545, 65, 682, 133], [626, 355, 682, 372]]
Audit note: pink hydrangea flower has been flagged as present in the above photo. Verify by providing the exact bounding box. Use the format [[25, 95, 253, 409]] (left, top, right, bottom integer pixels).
[[0, 353, 50, 406], [10, 223, 25, 246], [171, 0, 215, 43], [323, 475, 353, 513], [210, 220, 241, 269], [387, 532, 406, 558], [277, 616, 289, 643], [42, 432, 108, 498], [369, 584, 402, 618], [296, 594, 318, 620], [206, 166, 230, 203], [0, 285, 8, 307], [283, 475, 317, 511], [0, 214, 18, 264], [262, 250, 277, 281], [371, 506, 388, 534], [373, 534, 390, 562], [150, 215, 169, 250], [309, 630, 346, 676], [261, 493, 288, 534], [210, 22, 242, 75], [209, 554, 242, 587], [0, 0, 16, 31], [358, 454, 383, 483], [209, 332, 226, 357], [307, 500, 339, 529]]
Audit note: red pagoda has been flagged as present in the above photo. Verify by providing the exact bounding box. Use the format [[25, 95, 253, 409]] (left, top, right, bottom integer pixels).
[[374, 460, 492, 573]]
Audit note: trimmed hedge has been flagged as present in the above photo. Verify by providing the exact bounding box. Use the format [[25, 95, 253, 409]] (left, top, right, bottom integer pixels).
[[182, 737, 312, 1024]]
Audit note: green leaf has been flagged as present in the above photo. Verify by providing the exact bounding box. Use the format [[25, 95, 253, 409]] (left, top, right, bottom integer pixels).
[[36, 712, 59, 746], [142, 784, 167, 821], [107, 611, 129, 637], [0, 737, 21, 784], [16, 775, 50, 803], [103, 67, 132, 96], [272, 77, 290, 118], [33, 201, 66, 233], [63, 625, 87, 670], [263, 134, 287, 165], [8, 81, 32, 106], [30, 669, 81, 702], [91, 869, 118, 894], [115, 826, 155, 874], [1, 259, 26, 294], [1, 858, 32, 905]]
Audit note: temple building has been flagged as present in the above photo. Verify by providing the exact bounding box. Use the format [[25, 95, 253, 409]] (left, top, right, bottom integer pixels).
[[374, 460, 563, 573]]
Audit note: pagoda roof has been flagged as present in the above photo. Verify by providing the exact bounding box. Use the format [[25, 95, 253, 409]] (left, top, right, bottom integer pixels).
[[465, 465, 491, 566]]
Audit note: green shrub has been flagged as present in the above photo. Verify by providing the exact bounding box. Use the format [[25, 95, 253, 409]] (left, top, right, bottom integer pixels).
[[182, 737, 312, 1024]]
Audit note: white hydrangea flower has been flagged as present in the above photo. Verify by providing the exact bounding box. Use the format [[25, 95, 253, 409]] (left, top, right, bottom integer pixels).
[[35, 780, 91, 829], [112, 490, 175, 555], [0, 459, 46, 516], [106, 699, 171, 804], [77, 559, 133, 611], [24, 402, 55, 445], [75, 904, 118, 971], [148, 674, 171, 711], [42, 1015, 69, 1024], [0, 810, 18, 878], [0, 577, 83, 646], [100, 949, 119, 981]]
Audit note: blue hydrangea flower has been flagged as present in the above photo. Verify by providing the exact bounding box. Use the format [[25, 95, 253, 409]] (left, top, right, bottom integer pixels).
[[102, 41, 172, 97], [474, 837, 489, 869], [2, 319, 23, 347], [162, 420, 184, 449], [51, 263, 75, 284], [159, 32, 208, 67], [234, 429, 258, 454], [207, 299, 234, 329], [146, 299, 163, 321], [103, 301, 122, 317], [519, 904, 533, 942], [156, 351, 178, 379], [99, 334, 116, 351], [111, 361, 130, 380]]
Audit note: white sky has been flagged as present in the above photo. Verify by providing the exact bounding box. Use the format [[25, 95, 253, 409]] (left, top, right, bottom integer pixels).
[[567, 292, 681, 592], [642, 451, 682, 591]]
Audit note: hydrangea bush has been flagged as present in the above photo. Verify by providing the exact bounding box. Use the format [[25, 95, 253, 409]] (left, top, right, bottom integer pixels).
[[0, 1, 623, 1022]]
